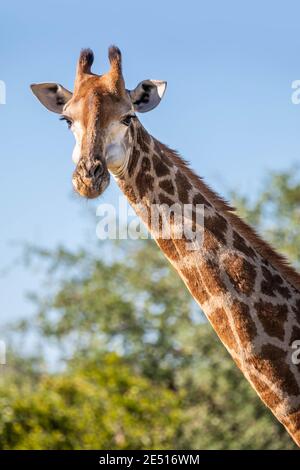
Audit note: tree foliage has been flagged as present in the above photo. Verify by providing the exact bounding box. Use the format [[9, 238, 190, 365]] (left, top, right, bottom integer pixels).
[[0, 353, 182, 450]]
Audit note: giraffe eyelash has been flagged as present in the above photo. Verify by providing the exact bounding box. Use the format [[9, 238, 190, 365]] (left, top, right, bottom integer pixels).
[[60, 116, 73, 129]]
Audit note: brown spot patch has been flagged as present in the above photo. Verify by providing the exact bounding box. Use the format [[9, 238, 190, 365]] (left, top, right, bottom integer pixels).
[[159, 179, 175, 195], [128, 147, 140, 177], [136, 126, 151, 153], [204, 213, 228, 245], [223, 254, 256, 296], [173, 234, 199, 257], [121, 182, 137, 205], [193, 192, 212, 208], [249, 349, 300, 397], [248, 373, 282, 410], [136, 162, 154, 199], [153, 154, 170, 177], [201, 258, 226, 295], [159, 194, 174, 206], [290, 325, 300, 345], [261, 266, 291, 300], [233, 231, 257, 260], [254, 299, 288, 341], [292, 299, 300, 320], [281, 411, 300, 446], [156, 238, 180, 262], [141, 156, 151, 172], [209, 307, 239, 353], [203, 231, 220, 254], [260, 343, 286, 360], [230, 299, 257, 345], [180, 265, 209, 305], [175, 171, 192, 204]]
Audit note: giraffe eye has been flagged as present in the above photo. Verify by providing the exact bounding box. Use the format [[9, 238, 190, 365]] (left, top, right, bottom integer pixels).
[[121, 114, 135, 126], [60, 116, 73, 129]]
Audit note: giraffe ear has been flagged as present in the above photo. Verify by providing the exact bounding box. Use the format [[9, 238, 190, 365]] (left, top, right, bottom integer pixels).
[[129, 80, 167, 113], [30, 83, 73, 114]]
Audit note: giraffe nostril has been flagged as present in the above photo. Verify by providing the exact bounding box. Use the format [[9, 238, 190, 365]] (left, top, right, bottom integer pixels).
[[93, 164, 104, 178], [82, 159, 104, 178]]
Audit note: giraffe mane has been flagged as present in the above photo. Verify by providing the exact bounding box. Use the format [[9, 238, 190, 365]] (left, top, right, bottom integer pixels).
[[154, 138, 300, 291]]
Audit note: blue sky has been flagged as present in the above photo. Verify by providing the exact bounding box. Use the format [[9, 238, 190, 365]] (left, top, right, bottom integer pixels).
[[1, 0, 300, 330]]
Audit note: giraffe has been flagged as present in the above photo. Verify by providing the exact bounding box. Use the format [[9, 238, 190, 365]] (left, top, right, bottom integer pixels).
[[31, 45, 300, 447]]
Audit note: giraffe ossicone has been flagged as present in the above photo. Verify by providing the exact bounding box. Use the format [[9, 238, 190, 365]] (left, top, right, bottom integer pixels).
[[31, 45, 300, 447]]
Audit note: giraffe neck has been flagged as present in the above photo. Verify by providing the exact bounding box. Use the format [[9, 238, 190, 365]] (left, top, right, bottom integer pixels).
[[114, 120, 300, 446]]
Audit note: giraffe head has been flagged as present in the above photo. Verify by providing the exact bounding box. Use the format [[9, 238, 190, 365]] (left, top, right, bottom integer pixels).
[[31, 46, 167, 199]]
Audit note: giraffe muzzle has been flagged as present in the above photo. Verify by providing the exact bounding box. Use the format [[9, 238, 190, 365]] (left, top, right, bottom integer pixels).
[[72, 157, 110, 199]]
